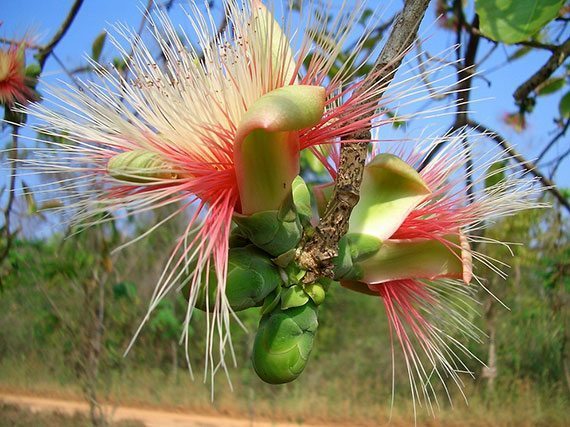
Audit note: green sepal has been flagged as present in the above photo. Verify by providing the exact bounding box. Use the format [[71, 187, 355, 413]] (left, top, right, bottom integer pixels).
[[304, 282, 326, 306], [232, 194, 302, 257], [252, 302, 319, 384], [228, 228, 250, 249], [332, 236, 354, 279], [193, 245, 282, 312], [273, 248, 296, 268], [281, 284, 310, 310], [260, 286, 282, 316], [291, 176, 313, 225], [346, 233, 382, 262]]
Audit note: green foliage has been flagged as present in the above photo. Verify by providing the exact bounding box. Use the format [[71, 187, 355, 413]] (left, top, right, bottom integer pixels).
[[476, 0, 564, 44], [537, 77, 566, 96], [91, 31, 107, 62], [559, 91, 570, 118], [484, 160, 507, 189]]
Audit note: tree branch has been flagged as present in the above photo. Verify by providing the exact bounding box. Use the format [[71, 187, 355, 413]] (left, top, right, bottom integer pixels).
[[296, 0, 431, 281], [36, 0, 85, 69], [0, 127, 20, 273], [537, 118, 570, 164], [467, 119, 570, 213], [513, 36, 570, 107]]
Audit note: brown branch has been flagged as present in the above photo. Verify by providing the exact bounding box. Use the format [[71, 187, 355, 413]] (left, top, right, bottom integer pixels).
[[0, 37, 42, 50], [419, 14, 481, 171], [0, 127, 20, 269], [549, 147, 570, 179], [36, 0, 85, 69], [296, 0, 431, 282], [537, 119, 570, 164], [467, 119, 570, 213], [513, 36, 570, 107], [123, 0, 154, 78]]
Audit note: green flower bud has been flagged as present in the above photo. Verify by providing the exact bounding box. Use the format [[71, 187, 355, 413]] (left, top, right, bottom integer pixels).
[[233, 193, 302, 257], [107, 149, 178, 183], [252, 302, 318, 384], [193, 245, 282, 312]]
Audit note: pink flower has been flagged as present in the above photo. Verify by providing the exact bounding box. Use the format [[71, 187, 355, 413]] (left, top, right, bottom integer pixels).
[[318, 136, 541, 405], [22, 0, 398, 378], [0, 42, 35, 106]]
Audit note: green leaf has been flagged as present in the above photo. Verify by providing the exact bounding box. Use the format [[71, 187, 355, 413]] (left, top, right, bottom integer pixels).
[[485, 160, 507, 189], [92, 32, 107, 62], [112, 57, 126, 72], [21, 181, 36, 214], [476, 0, 565, 44], [559, 91, 570, 118], [537, 77, 565, 96]]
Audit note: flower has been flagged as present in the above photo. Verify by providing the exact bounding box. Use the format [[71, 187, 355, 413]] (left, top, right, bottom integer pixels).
[[0, 40, 38, 107], [22, 0, 400, 380], [317, 135, 542, 406]]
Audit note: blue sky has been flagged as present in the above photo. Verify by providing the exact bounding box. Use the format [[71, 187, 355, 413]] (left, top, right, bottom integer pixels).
[[2, 0, 569, 194]]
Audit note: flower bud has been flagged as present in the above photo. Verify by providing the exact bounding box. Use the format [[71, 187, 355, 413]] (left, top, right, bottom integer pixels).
[[107, 149, 178, 183], [193, 245, 282, 312], [232, 192, 302, 257], [252, 301, 318, 384]]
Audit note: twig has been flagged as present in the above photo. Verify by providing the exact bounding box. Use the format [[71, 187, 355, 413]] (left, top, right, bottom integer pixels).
[[537, 119, 570, 164], [549, 147, 570, 179], [0, 127, 20, 267], [467, 119, 570, 213], [296, 0, 431, 281], [419, 13, 480, 171], [0, 37, 42, 50], [123, 0, 154, 78], [197, 11, 229, 63], [36, 0, 85, 69], [513, 36, 570, 107]]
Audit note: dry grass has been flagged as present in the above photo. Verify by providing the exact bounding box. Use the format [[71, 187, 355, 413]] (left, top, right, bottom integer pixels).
[[1, 355, 568, 427]]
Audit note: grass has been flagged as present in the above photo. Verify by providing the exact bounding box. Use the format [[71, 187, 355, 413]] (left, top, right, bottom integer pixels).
[[0, 355, 568, 426]]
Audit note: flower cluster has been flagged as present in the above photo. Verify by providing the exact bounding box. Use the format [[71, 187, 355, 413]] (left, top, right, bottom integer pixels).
[[19, 0, 541, 404]]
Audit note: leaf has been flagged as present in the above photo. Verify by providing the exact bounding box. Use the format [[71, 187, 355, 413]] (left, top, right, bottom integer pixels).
[[476, 0, 564, 44], [485, 160, 507, 189], [21, 181, 36, 214], [92, 32, 107, 62], [559, 91, 570, 118], [537, 77, 565, 96], [112, 57, 126, 72], [507, 46, 532, 62]]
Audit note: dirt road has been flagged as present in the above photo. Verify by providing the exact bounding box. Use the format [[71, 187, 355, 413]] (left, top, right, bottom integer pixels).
[[0, 393, 325, 427]]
